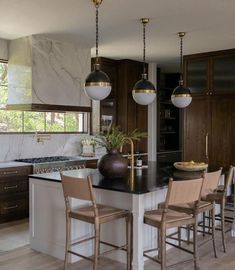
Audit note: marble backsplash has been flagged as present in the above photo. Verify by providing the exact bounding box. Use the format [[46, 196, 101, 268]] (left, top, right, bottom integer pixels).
[[0, 133, 105, 162]]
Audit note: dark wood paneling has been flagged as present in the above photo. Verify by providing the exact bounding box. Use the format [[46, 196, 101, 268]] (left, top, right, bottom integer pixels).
[[117, 60, 148, 153], [210, 96, 235, 167], [183, 48, 235, 167], [183, 96, 210, 162]]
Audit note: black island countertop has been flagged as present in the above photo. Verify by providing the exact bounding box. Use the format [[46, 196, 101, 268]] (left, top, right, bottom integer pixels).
[[29, 161, 221, 195]]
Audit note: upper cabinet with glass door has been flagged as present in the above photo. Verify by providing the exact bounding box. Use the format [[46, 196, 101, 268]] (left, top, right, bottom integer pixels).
[[184, 49, 235, 96], [184, 57, 209, 95], [213, 54, 235, 95]]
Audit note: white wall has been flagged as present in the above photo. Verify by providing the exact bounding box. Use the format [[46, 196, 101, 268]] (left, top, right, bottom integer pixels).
[[148, 63, 157, 161], [0, 38, 8, 60]]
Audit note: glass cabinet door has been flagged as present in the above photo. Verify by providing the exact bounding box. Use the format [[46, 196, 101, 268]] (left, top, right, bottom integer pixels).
[[185, 58, 208, 94], [213, 54, 235, 94]]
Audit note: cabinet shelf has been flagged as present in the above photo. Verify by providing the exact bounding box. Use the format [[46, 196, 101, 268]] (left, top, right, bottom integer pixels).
[[160, 117, 176, 120], [157, 71, 181, 158], [160, 100, 172, 105], [160, 131, 176, 134]]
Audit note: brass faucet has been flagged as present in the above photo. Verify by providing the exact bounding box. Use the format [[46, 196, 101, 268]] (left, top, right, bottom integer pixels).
[[35, 132, 51, 143], [125, 138, 135, 171]]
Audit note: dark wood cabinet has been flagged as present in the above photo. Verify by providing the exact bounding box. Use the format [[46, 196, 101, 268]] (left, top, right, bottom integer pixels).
[[183, 49, 235, 167], [0, 166, 32, 223], [117, 59, 148, 153], [93, 58, 148, 154], [85, 159, 98, 169], [92, 58, 117, 132], [183, 96, 210, 163]]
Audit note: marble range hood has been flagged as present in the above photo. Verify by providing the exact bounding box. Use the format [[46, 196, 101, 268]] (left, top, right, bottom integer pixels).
[[7, 35, 91, 112]]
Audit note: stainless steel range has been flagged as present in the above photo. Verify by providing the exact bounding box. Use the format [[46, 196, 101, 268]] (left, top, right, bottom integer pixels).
[[15, 156, 85, 174]]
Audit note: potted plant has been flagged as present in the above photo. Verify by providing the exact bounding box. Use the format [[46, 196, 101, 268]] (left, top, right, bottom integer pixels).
[[95, 127, 147, 178]]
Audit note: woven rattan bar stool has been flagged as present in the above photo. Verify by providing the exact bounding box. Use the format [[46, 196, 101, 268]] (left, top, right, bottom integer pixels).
[[166, 169, 222, 259], [60, 173, 131, 270], [144, 177, 204, 270], [205, 166, 234, 252]]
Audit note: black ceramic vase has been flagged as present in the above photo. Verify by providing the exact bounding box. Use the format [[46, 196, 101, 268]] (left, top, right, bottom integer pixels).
[[98, 149, 128, 178]]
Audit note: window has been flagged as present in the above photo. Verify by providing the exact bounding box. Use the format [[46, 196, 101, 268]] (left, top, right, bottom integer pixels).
[[0, 61, 89, 133]]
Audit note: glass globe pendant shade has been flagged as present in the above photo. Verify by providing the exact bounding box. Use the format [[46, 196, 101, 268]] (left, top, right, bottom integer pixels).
[[84, 64, 111, 101], [132, 74, 156, 105], [171, 84, 192, 108]]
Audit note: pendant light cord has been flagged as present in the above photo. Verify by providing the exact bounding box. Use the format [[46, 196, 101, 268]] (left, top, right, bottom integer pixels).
[[180, 34, 183, 81], [95, 4, 99, 64], [143, 21, 146, 74]]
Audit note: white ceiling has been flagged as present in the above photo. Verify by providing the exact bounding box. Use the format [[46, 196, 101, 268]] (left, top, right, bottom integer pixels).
[[0, 0, 235, 71]]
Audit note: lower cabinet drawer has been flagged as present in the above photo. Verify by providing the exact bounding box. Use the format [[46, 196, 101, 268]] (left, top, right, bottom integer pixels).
[[0, 194, 29, 223], [0, 180, 28, 195], [86, 159, 98, 169]]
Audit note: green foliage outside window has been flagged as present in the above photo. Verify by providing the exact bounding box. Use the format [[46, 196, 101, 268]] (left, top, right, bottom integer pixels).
[[24, 111, 45, 132], [0, 62, 7, 108]]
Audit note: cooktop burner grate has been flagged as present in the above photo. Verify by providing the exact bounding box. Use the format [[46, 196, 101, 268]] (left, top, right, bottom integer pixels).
[[15, 156, 71, 164]]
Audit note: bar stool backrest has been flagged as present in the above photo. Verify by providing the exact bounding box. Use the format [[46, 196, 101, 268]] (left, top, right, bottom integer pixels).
[[201, 168, 222, 198], [224, 165, 234, 192], [166, 178, 204, 207], [60, 173, 97, 215]]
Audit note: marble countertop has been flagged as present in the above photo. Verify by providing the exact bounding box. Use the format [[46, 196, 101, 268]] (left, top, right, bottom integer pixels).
[[0, 161, 33, 169]]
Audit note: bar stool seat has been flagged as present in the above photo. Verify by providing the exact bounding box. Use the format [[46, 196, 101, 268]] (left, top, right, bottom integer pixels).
[[159, 200, 211, 212], [69, 204, 129, 224], [145, 209, 194, 227]]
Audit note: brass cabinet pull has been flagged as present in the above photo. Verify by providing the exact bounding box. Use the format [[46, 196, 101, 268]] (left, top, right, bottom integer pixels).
[[4, 185, 18, 190], [3, 205, 18, 210], [3, 170, 19, 175], [206, 133, 208, 159]]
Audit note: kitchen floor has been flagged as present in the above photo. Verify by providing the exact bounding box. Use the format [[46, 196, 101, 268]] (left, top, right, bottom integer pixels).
[[0, 219, 29, 254], [0, 229, 235, 270]]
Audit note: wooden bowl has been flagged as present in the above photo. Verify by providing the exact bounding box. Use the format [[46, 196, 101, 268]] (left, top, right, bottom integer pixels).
[[174, 162, 208, 171]]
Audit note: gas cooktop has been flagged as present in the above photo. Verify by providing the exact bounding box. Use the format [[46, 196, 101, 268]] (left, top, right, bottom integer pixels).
[[15, 156, 72, 164]]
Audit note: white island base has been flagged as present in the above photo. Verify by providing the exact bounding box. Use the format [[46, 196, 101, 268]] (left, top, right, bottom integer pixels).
[[29, 175, 170, 270]]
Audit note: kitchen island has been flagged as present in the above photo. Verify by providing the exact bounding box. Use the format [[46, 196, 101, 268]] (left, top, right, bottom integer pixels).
[[29, 162, 218, 270]]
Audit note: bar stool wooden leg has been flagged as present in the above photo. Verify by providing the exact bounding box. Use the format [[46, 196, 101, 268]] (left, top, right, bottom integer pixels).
[[160, 226, 166, 270], [193, 219, 199, 270], [208, 210, 213, 235], [187, 225, 190, 245], [126, 215, 131, 270], [98, 225, 101, 259], [93, 221, 100, 270], [64, 215, 71, 270], [211, 205, 217, 258], [158, 229, 161, 260], [203, 212, 206, 236], [178, 227, 182, 247], [221, 198, 226, 253]]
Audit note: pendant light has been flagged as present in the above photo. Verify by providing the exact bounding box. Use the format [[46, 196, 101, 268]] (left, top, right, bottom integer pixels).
[[84, 0, 111, 101], [132, 18, 156, 106], [171, 32, 192, 108]]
